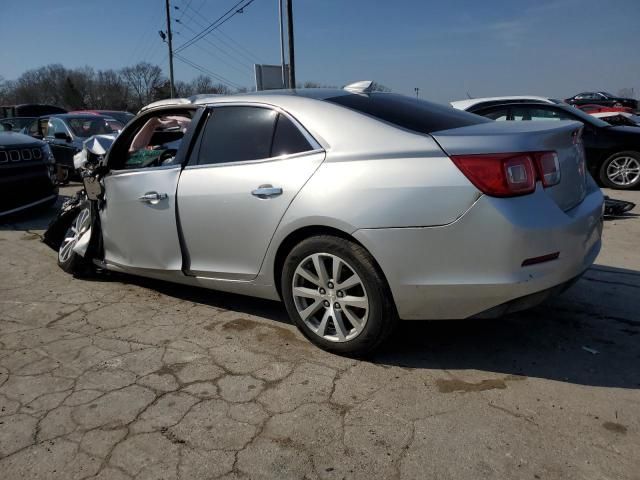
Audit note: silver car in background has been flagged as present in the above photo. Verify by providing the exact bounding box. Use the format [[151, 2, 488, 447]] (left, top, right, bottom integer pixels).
[[53, 82, 604, 355]]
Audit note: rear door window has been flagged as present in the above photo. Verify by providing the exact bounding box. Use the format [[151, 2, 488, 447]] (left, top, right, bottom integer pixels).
[[270, 114, 313, 157], [198, 106, 277, 165], [325, 93, 490, 134]]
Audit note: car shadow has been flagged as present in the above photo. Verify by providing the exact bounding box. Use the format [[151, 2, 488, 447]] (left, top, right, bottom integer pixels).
[[372, 264, 640, 390], [94, 264, 640, 390], [3, 194, 638, 390]]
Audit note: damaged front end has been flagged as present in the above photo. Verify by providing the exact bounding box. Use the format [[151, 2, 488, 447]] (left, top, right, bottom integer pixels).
[[43, 134, 114, 265]]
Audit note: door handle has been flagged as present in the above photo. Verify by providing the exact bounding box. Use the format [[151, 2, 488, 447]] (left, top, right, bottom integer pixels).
[[251, 184, 283, 199], [138, 191, 168, 204]]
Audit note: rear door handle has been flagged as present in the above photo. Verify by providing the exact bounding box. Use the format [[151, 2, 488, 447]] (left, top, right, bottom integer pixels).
[[251, 184, 283, 199], [138, 191, 168, 204]]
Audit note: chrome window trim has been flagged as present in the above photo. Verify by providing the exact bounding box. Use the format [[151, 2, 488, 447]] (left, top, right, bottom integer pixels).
[[184, 148, 324, 170], [109, 164, 182, 176]]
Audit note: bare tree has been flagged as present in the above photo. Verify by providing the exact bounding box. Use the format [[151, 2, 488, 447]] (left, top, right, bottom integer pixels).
[[120, 62, 165, 111]]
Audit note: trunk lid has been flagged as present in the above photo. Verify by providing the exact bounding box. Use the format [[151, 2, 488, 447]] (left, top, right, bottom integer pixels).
[[431, 121, 587, 211]]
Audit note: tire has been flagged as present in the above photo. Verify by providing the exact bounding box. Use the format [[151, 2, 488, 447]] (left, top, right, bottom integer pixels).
[[598, 151, 640, 189], [281, 235, 397, 356], [57, 202, 92, 275]]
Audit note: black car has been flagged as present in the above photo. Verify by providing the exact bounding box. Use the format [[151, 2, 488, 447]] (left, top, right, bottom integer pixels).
[[565, 92, 638, 111], [24, 114, 121, 180], [470, 102, 640, 189], [0, 131, 58, 217]]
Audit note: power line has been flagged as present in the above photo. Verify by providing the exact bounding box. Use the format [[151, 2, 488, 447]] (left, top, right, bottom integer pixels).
[[174, 53, 243, 90], [177, 1, 261, 65], [174, 0, 256, 54], [176, 19, 253, 72]]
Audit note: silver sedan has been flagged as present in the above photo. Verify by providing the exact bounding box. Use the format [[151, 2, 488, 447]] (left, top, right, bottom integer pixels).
[[54, 82, 604, 355]]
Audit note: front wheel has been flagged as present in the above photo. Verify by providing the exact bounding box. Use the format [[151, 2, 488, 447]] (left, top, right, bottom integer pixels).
[[281, 235, 397, 356], [599, 151, 640, 189], [57, 203, 92, 274]]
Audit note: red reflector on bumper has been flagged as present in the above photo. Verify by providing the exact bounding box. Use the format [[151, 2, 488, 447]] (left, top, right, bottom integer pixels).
[[521, 252, 560, 267]]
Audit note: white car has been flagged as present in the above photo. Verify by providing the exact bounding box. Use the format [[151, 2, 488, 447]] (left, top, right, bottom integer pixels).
[[451, 96, 562, 113]]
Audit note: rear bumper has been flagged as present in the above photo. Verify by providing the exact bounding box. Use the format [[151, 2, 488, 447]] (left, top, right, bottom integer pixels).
[[354, 182, 604, 320]]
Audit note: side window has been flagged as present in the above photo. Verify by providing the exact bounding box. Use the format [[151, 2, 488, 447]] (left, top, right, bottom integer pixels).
[[270, 114, 313, 157], [122, 112, 193, 170], [47, 118, 67, 137], [198, 106, 277, 165], [482, 107, 510, 121]]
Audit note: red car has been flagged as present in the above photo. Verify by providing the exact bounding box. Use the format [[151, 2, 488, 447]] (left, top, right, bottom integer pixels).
[[577, 104, 633, 114], [69, 110, 134, 126]]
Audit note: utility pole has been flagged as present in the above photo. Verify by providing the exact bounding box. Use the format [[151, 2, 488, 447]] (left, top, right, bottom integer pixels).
[[286, 0, 296, 89], [278, 0, 287, 88], [165, 0, 176, 98]]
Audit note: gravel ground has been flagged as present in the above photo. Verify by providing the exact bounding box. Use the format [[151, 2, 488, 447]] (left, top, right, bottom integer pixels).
[[0, 185, 638, 480]]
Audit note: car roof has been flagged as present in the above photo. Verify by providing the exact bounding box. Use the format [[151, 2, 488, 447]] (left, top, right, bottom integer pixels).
[[450, 96, 554, 111]]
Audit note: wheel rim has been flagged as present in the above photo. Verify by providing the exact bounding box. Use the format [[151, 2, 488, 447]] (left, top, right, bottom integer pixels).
[[58, 208, 91, 263], [292, 253, 369, 343], [606, 156, 640, 186]]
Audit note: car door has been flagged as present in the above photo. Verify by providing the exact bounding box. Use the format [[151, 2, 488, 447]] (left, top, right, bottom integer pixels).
[[45, 118, 76, 168], [177, 104, 325, 280], [100, 109, 201, 273]]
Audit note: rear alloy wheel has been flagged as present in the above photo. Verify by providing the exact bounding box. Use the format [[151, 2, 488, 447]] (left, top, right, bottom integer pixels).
[[58, 205, 91, 274], [599, 151, 640, 189], [282, 235, 397, 356]]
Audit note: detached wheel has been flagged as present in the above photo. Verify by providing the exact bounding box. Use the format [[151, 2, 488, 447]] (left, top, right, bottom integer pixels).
[[599, 151, 640, 189], [281, 235, 397, 356], [57, 204, 92, 274]]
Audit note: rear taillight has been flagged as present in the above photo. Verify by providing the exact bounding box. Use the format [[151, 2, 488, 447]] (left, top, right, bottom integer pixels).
[[535, 152, 560, 187], [451, 151, 560, 197]]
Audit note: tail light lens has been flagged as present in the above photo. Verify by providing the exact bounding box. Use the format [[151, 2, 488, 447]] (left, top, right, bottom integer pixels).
[[536, 152, 560, 187], [451, 151, 561, 197]]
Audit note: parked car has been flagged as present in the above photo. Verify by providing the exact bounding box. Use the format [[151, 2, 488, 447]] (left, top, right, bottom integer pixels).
[[1, 116, 38, 132], [0, 130, 58, 217], [565, 92, 638, 111], [46, 83, 603, 355], [591, 111, 640, 127], [457, 101, 640, 189], [69, 110, 135, 126], [450, 95, 562, 112], [577, 104, 633, 114], [23, 114, 122, 181], [1, 104, 66, 119]]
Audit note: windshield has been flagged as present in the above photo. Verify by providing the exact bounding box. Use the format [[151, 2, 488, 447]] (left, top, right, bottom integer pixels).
[[67, 117, 118, 137], [599, 92, 616, 97]]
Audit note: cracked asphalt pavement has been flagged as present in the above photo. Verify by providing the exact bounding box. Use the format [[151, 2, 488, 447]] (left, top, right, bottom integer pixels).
[[0, 186, 639, 479]]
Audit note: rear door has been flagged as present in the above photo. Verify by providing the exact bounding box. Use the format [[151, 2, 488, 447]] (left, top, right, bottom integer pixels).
[[177, 104, 324, 280], [45, 118, 75, 168]]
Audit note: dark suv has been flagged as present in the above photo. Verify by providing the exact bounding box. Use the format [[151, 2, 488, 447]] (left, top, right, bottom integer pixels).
[[0, 130, 58, 217]]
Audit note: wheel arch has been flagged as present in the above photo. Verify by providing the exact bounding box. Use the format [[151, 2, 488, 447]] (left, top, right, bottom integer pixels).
[[272, 225, 393, 303]]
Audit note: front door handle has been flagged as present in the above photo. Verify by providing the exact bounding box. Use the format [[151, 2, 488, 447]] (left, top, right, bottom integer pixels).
[[251, 184, 283, 199], [138, 191, 168, 204]]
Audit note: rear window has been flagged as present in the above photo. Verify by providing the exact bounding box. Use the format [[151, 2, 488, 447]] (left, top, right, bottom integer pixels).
[[325, 93, 490, 134]]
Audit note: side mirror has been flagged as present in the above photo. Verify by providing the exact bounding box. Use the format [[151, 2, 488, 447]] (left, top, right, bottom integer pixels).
[[54, 132, 72, 142]]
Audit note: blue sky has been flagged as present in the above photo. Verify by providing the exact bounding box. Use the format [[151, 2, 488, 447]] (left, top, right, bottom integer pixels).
[[1, 0, 639, 103]]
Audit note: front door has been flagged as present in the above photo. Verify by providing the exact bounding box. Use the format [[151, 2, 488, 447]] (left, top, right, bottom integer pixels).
[[101, 166, 183, 271], [99, 107, 199, 273], [177, 105, 324, 280]]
